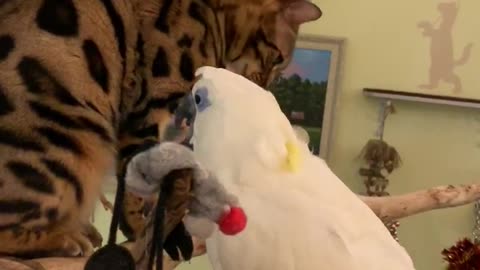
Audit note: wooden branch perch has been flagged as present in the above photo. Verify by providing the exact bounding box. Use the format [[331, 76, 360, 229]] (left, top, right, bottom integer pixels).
[[0, 242, 206, 270], [2, 183, 479, 270], [359, 184, 480, 222]]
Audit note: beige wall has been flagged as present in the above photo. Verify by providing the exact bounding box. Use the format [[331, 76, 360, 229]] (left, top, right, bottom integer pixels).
[[301, 0, 479, 269]]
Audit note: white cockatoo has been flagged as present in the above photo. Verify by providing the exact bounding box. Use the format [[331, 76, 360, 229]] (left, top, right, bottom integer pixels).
[[173, 66, 416, 270]]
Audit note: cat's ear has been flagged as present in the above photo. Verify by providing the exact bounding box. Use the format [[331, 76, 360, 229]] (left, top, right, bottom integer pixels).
[[281, 0, 322, 25], [272, 0, 321, 58]]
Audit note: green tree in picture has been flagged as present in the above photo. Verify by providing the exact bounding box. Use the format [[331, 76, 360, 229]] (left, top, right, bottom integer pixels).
[[269, 74, 328, 155]]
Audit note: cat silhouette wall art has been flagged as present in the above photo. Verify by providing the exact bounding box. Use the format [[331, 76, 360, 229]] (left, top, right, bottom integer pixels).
[[417, 1, 473, 93]]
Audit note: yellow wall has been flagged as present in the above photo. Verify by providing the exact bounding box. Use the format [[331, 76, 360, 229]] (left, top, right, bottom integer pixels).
[[94, 1, 480, 269], [300, 0, 480, 269]]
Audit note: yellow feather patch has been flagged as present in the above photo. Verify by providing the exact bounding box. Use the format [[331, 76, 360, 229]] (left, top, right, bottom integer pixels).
[[282, 140, 301, 172]]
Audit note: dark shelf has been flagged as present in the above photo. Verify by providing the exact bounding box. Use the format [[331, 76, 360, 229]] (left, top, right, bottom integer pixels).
[[363, 88, 480, 109]]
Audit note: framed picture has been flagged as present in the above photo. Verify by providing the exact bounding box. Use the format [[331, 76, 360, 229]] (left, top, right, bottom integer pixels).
[[269, 35, 344, 162]]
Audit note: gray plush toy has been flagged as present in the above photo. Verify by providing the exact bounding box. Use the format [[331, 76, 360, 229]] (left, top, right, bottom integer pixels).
[[125, 141, 247, 239], [85, 142, 247, 270]]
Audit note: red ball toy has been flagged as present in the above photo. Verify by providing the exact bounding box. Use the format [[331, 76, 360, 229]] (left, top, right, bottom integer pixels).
[[218, 207, 247, 235]]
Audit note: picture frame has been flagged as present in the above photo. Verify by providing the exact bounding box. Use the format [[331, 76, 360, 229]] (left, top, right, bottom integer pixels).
[[269, 34, 345, 162]]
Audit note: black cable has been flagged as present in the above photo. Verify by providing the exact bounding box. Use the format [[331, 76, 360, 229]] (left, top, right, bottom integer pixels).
[[148, 187, 168, 270]]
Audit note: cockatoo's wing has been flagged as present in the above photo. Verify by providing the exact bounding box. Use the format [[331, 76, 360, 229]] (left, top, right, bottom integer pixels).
[[206, 153, 415, 270], [252, 102, 305, 173], [253, 132, 288, 171], [205, 185, 357, 270]]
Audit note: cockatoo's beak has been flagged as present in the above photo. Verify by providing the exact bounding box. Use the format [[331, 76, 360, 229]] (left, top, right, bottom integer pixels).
[[164, 94, 196, 147], [174, 94, 196, 128]]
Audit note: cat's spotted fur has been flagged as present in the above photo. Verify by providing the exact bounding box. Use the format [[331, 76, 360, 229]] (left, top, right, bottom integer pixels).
[[0, 0, 321, 257]]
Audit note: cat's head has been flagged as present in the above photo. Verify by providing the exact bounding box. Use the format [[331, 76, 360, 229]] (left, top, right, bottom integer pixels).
[[134, 0, 321, 90], [220, 0, 322, 87]]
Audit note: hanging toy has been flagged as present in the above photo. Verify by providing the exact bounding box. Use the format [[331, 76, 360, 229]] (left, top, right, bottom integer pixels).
[[85, 142, 247, 270], [85, 142, 157, 270], [358, 100, 402, 241]]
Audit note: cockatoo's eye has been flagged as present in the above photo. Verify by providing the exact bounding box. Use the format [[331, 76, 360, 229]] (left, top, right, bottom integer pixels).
[[193, 87, 211, 112], [195, 94, 202, 105]]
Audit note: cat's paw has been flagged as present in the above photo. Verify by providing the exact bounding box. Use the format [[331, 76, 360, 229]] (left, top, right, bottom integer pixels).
[[82, 223, 103, 249], [50, 232, 95, 257]]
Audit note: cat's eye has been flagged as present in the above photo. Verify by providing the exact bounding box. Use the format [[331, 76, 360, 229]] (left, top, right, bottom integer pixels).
[[272, 55, 284, 65]]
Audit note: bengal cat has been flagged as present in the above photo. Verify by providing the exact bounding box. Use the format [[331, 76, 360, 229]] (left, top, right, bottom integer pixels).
[[0, 0, 321, 258]]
